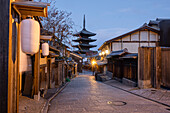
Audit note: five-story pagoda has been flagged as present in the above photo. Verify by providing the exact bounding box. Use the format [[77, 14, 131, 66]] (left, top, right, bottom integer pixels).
[[72, 15, 97, 55]]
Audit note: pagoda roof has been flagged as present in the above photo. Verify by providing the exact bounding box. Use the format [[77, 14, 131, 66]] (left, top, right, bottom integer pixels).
[[73, 50, 95, 54], [72, 44, 97, 48], [72, 37, 96, 42], [73, 28, 96, 37], [73, 15, 96, 37]]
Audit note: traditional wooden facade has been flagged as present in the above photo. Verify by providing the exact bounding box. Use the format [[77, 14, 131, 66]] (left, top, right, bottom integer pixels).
[[69, 52, 83, 73], [97, 23, 160, 86], [98, 23, 160, 53], [0, 0, 49, 112], [138, 47, 170, 89]]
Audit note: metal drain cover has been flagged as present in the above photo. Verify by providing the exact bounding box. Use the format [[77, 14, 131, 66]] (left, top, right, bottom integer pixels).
[[107, 101, 127, 106], [166, 108, 170, 111]]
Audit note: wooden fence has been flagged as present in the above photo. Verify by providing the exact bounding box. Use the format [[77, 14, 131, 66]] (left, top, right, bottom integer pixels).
[[138, 47, 170, 88], [161, 48, 170, 88]]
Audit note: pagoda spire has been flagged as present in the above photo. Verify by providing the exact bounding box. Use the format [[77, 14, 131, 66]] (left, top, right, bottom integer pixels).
[[83, 15, 85, 29], [72, 15, 97, 55]]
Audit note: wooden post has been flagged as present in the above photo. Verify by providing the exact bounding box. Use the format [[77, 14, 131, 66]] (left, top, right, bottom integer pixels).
[[138, 47, 152, 88], [155, 47, 161, 89], [33, 51, 40, 100], [0, 1, 10, 112], [0, 0, 20, 112]]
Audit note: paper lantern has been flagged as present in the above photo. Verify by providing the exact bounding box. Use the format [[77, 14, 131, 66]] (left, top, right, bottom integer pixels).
[[21, 19, 40, 54], [42, 43, 49, 56]]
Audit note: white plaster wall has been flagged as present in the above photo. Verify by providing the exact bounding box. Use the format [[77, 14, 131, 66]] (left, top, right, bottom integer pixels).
[[122, 36, 130, 41], [131, 32, 139, 41], [112, 42, 121, 51], [108, 30, 159, 53], [150, 32, 157, 41], [19, 43, 32, 72], [149, 43, 156, 46], [140, 43, 149, 47], [123, 43, 139, 53], [140, 31, 148, 41]]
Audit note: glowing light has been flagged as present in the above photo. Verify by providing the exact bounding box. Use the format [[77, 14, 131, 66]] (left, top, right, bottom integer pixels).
[[92, 60, 96, 65], [105, 50, 109, 54], [99, 53, 102, 56], [102, 51, 105, 55]]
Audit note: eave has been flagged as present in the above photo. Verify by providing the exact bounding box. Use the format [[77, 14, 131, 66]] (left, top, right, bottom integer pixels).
[[73, 38, 96, 42], [72, 44, 97, 48], [106, 24, 160, 44], [12, 1, 50, 17]]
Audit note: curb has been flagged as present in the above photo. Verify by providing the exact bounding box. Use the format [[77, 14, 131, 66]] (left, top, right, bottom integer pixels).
[[40, 82, 70, 113], [104, 83, 170, 108]]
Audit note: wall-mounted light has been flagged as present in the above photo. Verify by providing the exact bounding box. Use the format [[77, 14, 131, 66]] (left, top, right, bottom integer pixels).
[[102, 51, 105, 55], [105, 50, 109, 55]]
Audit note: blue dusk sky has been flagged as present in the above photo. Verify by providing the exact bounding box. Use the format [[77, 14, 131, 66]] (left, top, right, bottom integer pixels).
[[55, 0, 170, 50]]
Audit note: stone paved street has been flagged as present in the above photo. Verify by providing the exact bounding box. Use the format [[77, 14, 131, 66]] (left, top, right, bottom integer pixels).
[[48, 73, 170, 113]]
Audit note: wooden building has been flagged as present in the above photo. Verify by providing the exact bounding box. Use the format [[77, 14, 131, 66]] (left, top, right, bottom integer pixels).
[[0, 0, 50, 112], [98, 23, 160, 53], [98, 23, 160, 86], [69, 52, 83, 73]]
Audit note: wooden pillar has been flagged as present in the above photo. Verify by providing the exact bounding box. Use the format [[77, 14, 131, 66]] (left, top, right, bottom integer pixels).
[[0, 1, 10, 112], [33, 51, 40, 100], [155, 47, 161, 89], [0, 0, 20, 112]]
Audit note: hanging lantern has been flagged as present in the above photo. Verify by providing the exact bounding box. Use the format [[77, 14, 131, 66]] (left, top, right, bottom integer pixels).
[[42, 43, 49, 56], [21, 19, 40, 54]]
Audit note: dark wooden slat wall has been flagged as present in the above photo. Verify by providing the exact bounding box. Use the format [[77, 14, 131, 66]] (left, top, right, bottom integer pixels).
[[0, 0, 10, 112], [138, 47, 170, 89], [161, 48, 170, 88]]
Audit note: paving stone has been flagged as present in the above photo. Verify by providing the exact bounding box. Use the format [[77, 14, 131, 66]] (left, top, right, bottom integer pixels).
[[48, 72, 170, 113]]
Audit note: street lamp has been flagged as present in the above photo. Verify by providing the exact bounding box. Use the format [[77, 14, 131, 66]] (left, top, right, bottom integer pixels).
[[91, 60, 96, 76], [92, 60, 96, 65]]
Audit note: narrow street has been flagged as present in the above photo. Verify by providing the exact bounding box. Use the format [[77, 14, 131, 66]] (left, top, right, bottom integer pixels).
[[48, 73, 170, 113]]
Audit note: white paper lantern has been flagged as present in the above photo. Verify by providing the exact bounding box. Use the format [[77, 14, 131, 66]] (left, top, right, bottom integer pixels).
[[21, 19, 40, 54], [42, 43, 49, 56]]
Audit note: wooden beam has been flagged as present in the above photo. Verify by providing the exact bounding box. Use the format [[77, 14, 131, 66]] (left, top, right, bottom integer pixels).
[[130, 34, 132, 41], [109, 41, 158, 43], [148, 31, 150, 46], [155, 47, 161, 89], [139, 31, 141, 47]]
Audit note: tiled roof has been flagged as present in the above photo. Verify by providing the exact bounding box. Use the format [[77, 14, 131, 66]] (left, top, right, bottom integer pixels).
[[106, 48, 128, 58], [73, 28, 96, 37]]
